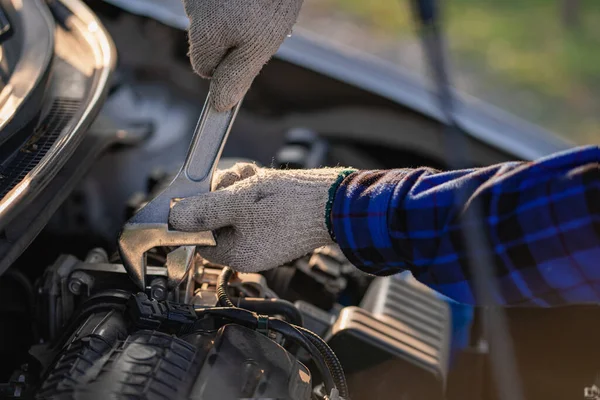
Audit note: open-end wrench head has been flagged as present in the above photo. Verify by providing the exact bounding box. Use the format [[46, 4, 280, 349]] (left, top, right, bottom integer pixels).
[[118, 223, 216, 289], [166, 246, 196, 289]]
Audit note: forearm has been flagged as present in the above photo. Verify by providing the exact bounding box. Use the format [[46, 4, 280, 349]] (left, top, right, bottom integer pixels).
[[331, 146, 600, 306], [330, 165, 506, 276]]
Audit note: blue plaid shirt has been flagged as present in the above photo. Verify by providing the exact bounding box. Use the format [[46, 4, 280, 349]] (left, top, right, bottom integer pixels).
[[331, 146, 600, 306]]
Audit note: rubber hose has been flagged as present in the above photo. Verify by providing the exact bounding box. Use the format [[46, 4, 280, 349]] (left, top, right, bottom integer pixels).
[[217, 267, 235, 307], [233, 297, 304, 327], [268, 318, 336, 395], [296, 325, 349, 399], [219, 268, 303, 326], [195, 306, 259, 328]]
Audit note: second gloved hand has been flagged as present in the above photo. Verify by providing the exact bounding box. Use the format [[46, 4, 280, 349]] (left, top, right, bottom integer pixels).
[[169, 163, 348, 272], [183, 0, 303, 112]]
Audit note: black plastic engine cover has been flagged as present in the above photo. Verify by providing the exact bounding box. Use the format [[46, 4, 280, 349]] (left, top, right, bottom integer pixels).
[[38, 316, 312, 399], [327, 276, 451, 400]]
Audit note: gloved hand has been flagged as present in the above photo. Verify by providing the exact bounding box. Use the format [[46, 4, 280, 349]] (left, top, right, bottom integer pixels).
[[183, 0, 304, 112], [169, 163, 350, 272]]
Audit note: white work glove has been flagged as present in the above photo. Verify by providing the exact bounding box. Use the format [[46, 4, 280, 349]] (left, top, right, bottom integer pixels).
[[169, 163, 351, 272], [183, 0, 304, 112]]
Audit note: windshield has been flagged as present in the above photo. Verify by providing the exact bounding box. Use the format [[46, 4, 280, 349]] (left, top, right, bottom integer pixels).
[[298, 0, 600, 145]]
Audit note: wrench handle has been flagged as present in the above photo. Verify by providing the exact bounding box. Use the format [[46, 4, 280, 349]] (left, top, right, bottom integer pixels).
[[179, 94, 242, 190]]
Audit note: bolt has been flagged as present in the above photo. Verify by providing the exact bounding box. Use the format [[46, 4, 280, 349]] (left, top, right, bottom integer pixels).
[[68, 271, 93, 295], [68, 278, 83, 295], [150, 278, 168, 301], [85, 248, 109, 264]]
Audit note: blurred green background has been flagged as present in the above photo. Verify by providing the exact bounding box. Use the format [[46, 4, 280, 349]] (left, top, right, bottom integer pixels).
[[298, 0, 600, 145]]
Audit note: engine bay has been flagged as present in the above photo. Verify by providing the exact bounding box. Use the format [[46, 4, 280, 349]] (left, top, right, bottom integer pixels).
[[5, 236, 453, 399], [0, 1, 598, 399]]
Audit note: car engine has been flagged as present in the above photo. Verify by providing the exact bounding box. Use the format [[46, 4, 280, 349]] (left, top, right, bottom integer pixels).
[[18, 236, 450, 400]]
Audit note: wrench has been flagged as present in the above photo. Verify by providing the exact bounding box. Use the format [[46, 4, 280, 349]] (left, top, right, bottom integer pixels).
[[118, 93, 242, 289]]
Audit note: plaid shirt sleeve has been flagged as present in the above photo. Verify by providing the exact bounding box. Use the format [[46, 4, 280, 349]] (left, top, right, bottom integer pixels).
[[331, 145, 600, 306]]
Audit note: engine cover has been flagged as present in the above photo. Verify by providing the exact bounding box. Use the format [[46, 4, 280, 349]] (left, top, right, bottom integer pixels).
[[327, 275, 451, 400], [38, 309, 312, 399]]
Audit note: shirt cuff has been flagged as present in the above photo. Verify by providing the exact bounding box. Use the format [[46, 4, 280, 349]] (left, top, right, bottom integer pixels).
[[331, 169, 409, 275], [325, 169, 358, 241]]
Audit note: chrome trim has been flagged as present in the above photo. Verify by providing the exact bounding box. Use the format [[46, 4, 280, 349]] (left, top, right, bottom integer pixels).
[[0, 0, 54, 134], [0, 0, 116, 226]]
